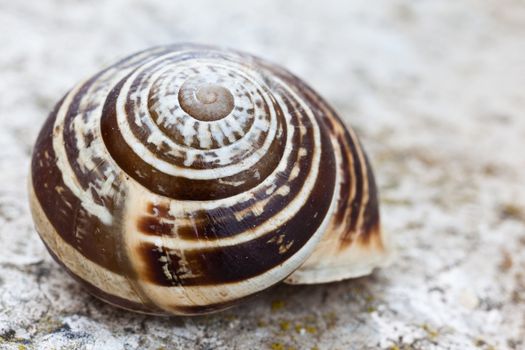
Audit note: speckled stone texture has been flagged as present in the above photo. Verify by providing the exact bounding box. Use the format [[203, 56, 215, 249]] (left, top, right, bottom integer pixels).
[[0, 1, 524, 349]]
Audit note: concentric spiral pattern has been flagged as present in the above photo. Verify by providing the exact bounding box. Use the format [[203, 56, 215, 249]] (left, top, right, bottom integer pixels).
[[29, 44, 389, 315]]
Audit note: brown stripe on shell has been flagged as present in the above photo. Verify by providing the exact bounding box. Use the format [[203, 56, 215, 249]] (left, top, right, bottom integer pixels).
[[356, 153, 381, 245], [338, 132, 364, 237], [277, 72, 380, 247], [31, 99, 127, 274], [137, 216, 175, 236], [62, 73, 110, 192], [136, 120, 336, 286], [59, 49, 172, 192]]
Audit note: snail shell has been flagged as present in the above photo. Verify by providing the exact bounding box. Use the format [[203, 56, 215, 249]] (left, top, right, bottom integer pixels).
[[29, 44, 390, 315]]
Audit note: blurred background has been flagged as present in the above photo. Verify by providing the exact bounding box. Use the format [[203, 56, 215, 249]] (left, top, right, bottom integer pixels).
[[0, 1, 524, 349]]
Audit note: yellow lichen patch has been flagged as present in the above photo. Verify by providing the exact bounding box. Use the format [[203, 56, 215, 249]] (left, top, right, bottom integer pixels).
[[305, 325, 317, 334], [269, 343, 296, 350], [36, 316, 65, 334], [270, 343, 285, 350], [474, 338, 496, 350], [292, 322, 318, 335], [421, 324, 439, 339], [294, 323, 304, 334], [474, 338, 486, 347], [279, 320, 291, 331], [499, 203, 525, 222], [271, 300, 285, 312], [366, 306, 377, 313]]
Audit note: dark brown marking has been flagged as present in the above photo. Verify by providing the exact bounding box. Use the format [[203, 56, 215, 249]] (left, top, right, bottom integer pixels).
[[146, 202, 174, 219], [137, 217, 174, 236], [357, 153, 381, 245]]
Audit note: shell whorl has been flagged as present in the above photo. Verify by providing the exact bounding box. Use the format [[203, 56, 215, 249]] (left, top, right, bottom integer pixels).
[[100, 51, 293, 200], [29, 44, 387, 315]]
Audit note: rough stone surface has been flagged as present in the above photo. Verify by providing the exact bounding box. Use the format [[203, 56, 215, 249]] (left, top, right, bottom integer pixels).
[[0, 1, 524, 349]]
